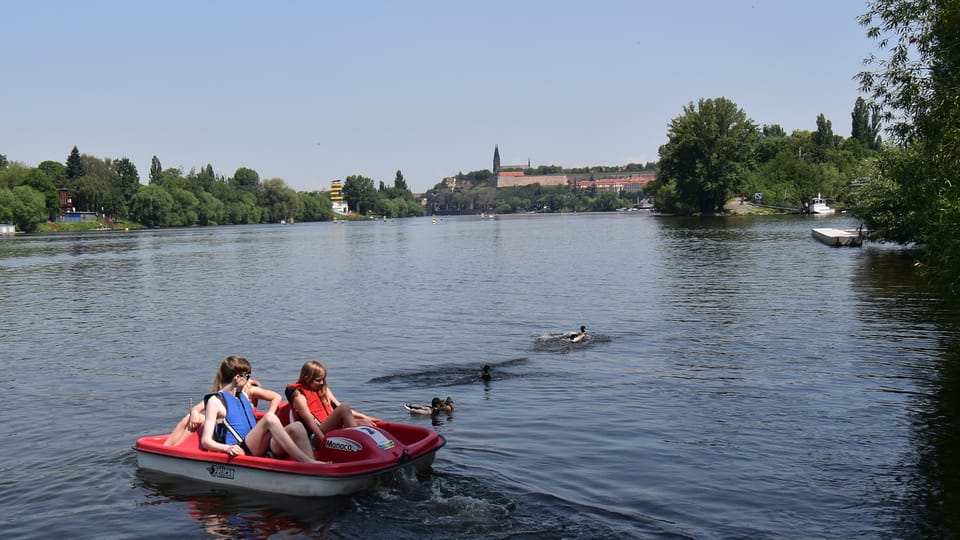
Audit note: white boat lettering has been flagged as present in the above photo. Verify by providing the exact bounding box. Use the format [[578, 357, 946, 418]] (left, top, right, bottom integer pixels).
[[206, 464, 235, 479], [325, 437, 363, 452]]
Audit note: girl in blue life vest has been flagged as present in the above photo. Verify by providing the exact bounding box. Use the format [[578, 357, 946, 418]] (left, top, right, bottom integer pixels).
[[199, 356, 318, 463]]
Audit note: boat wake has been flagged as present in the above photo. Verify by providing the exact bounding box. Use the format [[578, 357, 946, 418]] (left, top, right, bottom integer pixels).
[[533, 332, 610, 354], [367, 358, 528, 388]]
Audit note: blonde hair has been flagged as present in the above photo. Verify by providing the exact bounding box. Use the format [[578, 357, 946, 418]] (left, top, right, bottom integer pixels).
[[297, 360, 327, 386], [211, 355, 252, 391]]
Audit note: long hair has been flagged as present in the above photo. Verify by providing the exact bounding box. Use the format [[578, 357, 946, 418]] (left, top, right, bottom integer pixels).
[[212, 355, 252, 391], [296, 360, 327, 386]]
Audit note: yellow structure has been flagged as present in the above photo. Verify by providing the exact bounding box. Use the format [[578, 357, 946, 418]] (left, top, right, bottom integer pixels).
[[330, 180, 348, 215]]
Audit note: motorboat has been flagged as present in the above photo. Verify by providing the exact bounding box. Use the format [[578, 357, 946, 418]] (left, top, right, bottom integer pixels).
[[808, 193, 835, 214], [134, 421, 444, 497]]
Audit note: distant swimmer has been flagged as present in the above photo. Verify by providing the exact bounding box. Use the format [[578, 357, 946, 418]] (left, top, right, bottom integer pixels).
[[567, 325, 587, 343]]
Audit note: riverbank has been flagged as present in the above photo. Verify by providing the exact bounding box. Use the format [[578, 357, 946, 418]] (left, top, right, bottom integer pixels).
[[723, 198, 792, 215]]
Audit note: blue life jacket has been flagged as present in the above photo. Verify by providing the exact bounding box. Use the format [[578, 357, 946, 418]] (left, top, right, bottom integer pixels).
[[204, 390, 256, 445]]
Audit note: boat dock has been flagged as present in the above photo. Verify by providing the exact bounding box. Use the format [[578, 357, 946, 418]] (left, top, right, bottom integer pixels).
[[811, 228, 863, 247]]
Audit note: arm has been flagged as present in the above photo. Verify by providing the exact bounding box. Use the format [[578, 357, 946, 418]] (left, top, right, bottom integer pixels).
[[290, 389, 325, 442], [247, 385, 281, 415], [187, 400, 205, 430]]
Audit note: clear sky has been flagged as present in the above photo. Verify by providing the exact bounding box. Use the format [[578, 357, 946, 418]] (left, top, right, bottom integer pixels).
[[2, 1, 875, 194]]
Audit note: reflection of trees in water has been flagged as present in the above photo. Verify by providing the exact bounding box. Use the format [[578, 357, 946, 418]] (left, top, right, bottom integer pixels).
[[851, 248, 960, 537]]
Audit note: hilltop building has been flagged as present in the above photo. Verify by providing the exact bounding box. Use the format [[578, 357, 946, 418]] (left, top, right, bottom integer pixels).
[[491, 146, 654, 192]]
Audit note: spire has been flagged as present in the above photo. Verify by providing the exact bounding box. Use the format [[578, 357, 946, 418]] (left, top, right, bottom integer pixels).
[[493, 144, 501, 173]]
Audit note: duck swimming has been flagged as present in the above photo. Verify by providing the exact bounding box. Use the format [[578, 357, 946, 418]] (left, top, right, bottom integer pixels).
[[404, 397, 442, 416], [481, 365, 492, 381], [436, 396, 454, 413], [567, 325, 587, 343]]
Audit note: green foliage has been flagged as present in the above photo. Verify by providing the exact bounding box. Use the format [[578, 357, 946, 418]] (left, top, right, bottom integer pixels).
[[149, 156, 162, 184], [343, 175, 378, 214], [297, 191, 334, 222], [231, 167, 261, 196], [66, 146, 84, 181], [37, 161, 66, 187], [856, 0, 960, 295], [657, 97, 758, 214], [5, 186, 47, 232], [22, 168, 60, 221], [394, 170, 407, 191], [130, 184, 174, 227], [260, 178, 298, 223]]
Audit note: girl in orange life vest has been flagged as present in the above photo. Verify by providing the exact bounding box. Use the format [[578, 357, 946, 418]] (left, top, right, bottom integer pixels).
[[164, 368, 282, 447], [199, 355, 318, 463], [282, 360, 379, 446]]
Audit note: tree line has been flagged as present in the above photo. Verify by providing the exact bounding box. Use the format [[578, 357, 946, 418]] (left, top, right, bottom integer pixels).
[[650, 96, 882, 215], [0, 149, 423, 232]]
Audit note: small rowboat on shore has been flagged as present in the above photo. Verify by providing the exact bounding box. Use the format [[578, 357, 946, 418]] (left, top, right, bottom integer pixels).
[[134, 421, 445, 497]]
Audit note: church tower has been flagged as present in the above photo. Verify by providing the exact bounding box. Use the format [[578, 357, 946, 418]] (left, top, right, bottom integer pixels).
[[493, 145, 501, 173]]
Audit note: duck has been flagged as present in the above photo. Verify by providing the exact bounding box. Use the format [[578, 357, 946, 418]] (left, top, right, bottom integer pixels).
[[567, 325, 587, 343], [481, 365, 492, 381], [404, 397, 442, 415], [436, 396, 455, 413]]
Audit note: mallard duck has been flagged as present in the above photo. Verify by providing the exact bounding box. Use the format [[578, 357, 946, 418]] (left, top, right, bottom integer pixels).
[[437, 396, 454, 413], [481, 365, 492, 381], [568, 325, 587, 343], [404, 397, 442, 415]]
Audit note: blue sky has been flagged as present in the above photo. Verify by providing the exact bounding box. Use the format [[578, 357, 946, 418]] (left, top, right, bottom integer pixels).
[[2, 1, 874, 194]]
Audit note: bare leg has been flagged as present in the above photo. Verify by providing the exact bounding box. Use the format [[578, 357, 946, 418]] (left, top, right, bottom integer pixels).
[[164, 414, 192, 447], [244, 413, 317, 463], [319, 404, 358, 433]]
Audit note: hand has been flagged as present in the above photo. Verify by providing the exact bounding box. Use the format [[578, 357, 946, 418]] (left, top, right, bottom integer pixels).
[[225, 444, 243, 456], [188, 411, 203, 430]]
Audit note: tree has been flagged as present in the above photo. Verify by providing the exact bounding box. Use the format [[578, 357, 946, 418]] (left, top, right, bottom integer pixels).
[[11, 185, 48, 232], [149, 156, 162, 184], [231, 167, 260, 196], [65, 146, 84, 181], [22, 168, 60, 221], [856, 0, 960, 294], [394, 170, 408, 191], [851, 97, 881, 149], [259, 178, 298, 222], [343, 174, 378, 214], [37, 160, 67, 188], [113, 157, 140, 217], [656, 97, 758, 214], [130, 184, 174, 227], [0, 154, 8, 168], [810, 114, 836, 162]]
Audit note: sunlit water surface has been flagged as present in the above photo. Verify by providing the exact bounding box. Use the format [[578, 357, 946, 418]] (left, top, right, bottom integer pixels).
[[2, 213, 960, 539]]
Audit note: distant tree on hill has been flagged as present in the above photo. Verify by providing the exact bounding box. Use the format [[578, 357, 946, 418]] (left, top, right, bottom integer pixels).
[[66, 146, 84, 181], [394, 170, 407, 191], [149, 156, 162, 184]]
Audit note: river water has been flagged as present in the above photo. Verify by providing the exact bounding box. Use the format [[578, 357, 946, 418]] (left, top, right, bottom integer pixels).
[[2, 213, 959, 539]]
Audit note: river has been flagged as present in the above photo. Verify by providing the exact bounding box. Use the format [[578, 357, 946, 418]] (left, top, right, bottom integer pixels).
[[2, 212, 959, 539]]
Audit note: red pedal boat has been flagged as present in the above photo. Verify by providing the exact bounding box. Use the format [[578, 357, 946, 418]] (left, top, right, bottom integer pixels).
[[134, 421, 444, 497]]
